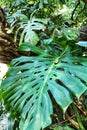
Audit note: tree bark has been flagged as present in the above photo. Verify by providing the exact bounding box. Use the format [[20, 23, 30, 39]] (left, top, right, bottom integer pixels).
[[82, 0, 87, 3], [0, 7, 20, 64]]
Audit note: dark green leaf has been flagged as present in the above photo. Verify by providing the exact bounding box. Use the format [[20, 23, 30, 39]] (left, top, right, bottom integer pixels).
[[1, 52, 87, 130]]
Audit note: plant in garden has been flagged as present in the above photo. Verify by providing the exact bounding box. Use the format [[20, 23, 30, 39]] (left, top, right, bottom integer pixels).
[[1, 39, 87, 130], [0, 0, 87, 130], [12, 16, 47, 45]]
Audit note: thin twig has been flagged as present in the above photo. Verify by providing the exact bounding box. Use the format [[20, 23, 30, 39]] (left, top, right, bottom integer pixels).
[[71, 0, 80, 21]]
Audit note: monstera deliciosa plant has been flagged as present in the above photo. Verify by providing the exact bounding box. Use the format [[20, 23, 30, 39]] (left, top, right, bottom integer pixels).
[[0, 0, 87, 129], [1, 39, 87, 130]]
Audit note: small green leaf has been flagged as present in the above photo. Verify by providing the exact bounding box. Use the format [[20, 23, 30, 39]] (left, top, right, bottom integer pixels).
[[43, 38, 53, 45], [12, 17, 47, 45], [44, 0, 48, 4], [76, 41, 87, 47], [18, 43, 49, 55], [39, 2, 43, 9]]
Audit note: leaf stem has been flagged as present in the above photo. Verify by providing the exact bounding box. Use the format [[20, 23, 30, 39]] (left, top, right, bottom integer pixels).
[[58, 45, 69, 60], [30, 9, 39, 21]]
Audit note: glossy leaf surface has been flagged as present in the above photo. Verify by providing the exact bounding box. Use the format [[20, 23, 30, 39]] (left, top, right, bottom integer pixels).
[[1, 53, 87, 130]]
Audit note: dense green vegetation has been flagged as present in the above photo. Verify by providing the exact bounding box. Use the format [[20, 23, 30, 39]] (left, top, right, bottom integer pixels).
[[0, 0, 87, 130]]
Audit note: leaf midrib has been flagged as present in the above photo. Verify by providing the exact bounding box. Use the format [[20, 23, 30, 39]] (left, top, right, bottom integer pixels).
[[37, 57, 59, 110]]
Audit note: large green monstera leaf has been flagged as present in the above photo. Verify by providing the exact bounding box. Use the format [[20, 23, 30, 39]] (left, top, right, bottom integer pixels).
[[1, 52, 87, 130]]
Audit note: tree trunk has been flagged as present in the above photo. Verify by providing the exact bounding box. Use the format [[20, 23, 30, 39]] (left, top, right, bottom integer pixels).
[[82, 0, 87, 3], [0, 7, 20, 64], [78, 26, 87, 41]]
